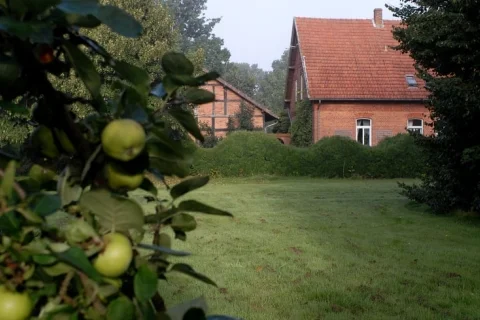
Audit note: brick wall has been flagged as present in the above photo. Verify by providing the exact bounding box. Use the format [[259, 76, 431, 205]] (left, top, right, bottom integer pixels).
[[196, 80, 265, 137], [314, 102, 432, 146]]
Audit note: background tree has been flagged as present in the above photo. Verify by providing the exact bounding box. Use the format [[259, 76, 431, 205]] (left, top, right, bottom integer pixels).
[[256, 49, 289, 115], [222, 62, 265, 98], [290, 99, 313, 147], [162, 0, 231, 74], [388, 1, 480, 214]]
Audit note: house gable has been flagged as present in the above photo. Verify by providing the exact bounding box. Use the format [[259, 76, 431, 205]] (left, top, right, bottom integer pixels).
[[285, 10, 429, 104], [196, 78, 278, 137]]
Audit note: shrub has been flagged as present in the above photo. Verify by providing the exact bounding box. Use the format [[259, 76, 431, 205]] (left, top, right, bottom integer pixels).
[[272, 111, 290, 134], [198, 121, 222, 148], [308, 136, 370, 178], [190, 132, 425, 178], [370, 134, 426, 178]]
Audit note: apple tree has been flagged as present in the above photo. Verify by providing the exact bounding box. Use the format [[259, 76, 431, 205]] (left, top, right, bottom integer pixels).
[[0, 1, 237, 319]]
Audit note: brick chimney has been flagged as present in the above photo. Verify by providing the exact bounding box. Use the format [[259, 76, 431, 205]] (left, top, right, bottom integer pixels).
[[373, 8, 383, 28]]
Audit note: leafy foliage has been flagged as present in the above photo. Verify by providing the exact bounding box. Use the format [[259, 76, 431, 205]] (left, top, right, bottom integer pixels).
[[223, 62, 264, 98], [290, 99, 313, 147], [272, 111, 291, 134], [227, 102, 255, 133], [162, 0, 231, 74], [198, 122, 222, 148], [0, 1, 235, 319], [222, 49, 289, 116], [191, 131, 424, 178], [256, 49, 289, 115], [388, 0, 480, 213]]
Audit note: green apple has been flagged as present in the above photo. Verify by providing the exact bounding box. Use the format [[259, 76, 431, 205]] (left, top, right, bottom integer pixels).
[[93, 233, 133, 278], [101, 119, 146, 162], [104, 162, 144, 191], [0, 286, 33, 320], [28, 164, 56, 184]]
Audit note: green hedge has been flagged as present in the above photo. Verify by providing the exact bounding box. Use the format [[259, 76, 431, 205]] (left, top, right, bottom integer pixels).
[[190, 131, 425, 178]]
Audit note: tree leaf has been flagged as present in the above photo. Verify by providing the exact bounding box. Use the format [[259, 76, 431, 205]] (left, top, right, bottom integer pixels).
[[106, 297, 135, 320], [136, 243, 191, 257], [19, 0, 61, 14], [95, 5, 142, 38], [42, 262, 73, 277], [57, 166, 83, 207], [137, 300, 156, 320], [173, 230, 186, 242], [33, 254, 57, 266], [144, 207, 177, 225], [79, 189, 144, 234], [170, 176, 209, 199], [171, 213, 197, 232], [169, 264, 217, 287], [134, 264, 158, 302], [15, 207, 44, 224], [0, 160, 16, 199], [139, 178, 157, 197], [162, 52, 194, 75], [184, 88, 215, 104], [0, 17, 50, 40], [160, 75, 179, 96], [53, 247, 103, 283], [195, 72, 220, 84], [119, 86, 149, 123], [168, 107, 204, 142], [57, 0, 99, 15], [64, 13, 101, 28], [64, 219, 99, 244], [62, 42, 101, 100], [178, 200, 233, 217], [169, 74, 199, 86], [148, 158, 190, 179], [146, 129, 186, 160], [113, 61, 150, 94], [29, 193, 61, 217], [0, 211, 22, 236]]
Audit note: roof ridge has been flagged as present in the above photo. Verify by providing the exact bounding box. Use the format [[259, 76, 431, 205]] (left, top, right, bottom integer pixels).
[[294, 16, 401, 22]]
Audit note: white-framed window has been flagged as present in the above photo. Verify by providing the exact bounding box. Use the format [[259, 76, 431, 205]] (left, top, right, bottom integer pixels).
[[407, 119, 423, 134], [356, 119, 372, 146]]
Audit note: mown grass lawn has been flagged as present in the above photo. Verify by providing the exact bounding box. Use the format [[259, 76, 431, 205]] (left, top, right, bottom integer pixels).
[[135, 177, 480, 320]]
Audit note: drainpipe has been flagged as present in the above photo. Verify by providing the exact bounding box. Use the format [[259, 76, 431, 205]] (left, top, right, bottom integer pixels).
[[264, 121, 278, 133]]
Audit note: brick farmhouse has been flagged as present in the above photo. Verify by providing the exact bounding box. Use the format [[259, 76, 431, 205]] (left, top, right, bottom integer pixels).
[[285, 8, 432, 146], [195, 76, 278, 138]]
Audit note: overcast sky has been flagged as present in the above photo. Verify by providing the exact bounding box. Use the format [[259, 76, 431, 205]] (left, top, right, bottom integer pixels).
[[205, 0, 402, 71]]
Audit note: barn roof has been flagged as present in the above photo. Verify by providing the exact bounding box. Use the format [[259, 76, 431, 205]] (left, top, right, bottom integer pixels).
[[203, 69, 278, 120]]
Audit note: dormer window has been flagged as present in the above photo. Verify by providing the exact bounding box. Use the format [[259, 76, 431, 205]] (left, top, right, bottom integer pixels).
[[406, 75, 418, 87]]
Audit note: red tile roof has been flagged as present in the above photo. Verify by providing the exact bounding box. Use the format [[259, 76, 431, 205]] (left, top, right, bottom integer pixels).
[[294, 17, 428, 100]]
